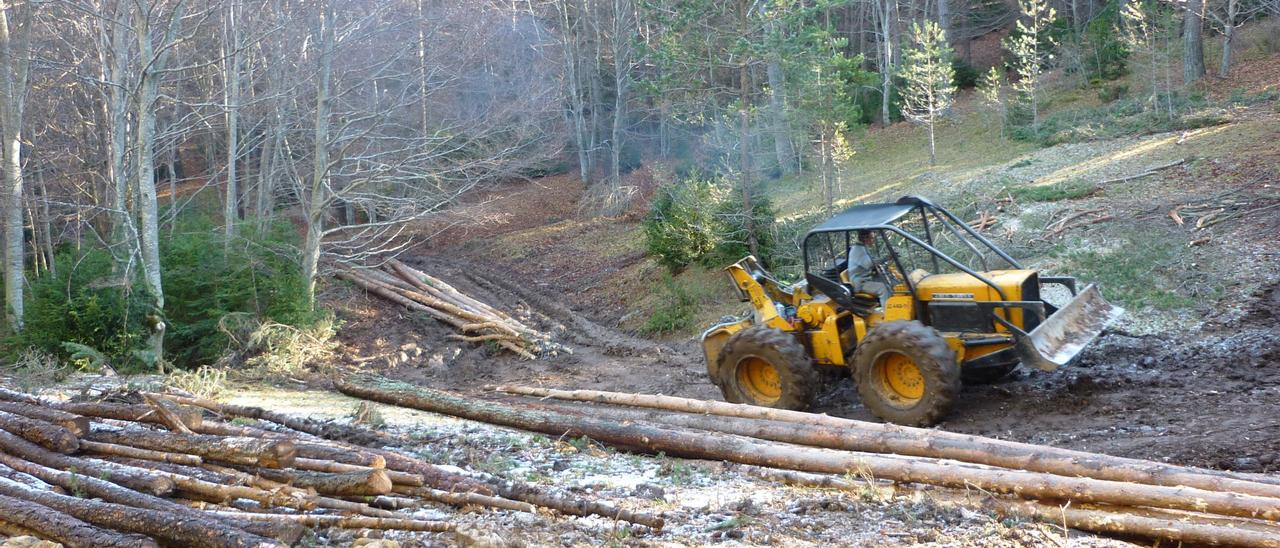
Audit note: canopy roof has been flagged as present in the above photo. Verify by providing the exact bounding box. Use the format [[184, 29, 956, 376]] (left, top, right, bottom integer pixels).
[[808, 196, 925, 233]]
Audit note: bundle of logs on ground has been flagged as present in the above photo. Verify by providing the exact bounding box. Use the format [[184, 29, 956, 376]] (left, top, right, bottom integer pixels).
[[0, 386, 662, 547], [332, 376, 1280, 548], [337, 258, 564, 359]]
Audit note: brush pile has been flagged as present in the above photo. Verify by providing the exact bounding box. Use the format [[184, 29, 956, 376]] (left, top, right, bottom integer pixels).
[[0, 386, 661, 547], [337, 259, 565, 359], [335, 376, 1280, 548]]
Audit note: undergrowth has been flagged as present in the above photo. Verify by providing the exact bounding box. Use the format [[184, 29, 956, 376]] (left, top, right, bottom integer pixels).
[[1052, 231, 1214, 311], [1008, 180, 1102, 202], [641, 274, 699, 335], [1013, 93, 1230, 146], [15, 217, 323, 373]]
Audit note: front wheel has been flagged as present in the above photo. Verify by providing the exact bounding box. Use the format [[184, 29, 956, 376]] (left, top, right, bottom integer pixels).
[[716, 326, 818, 410], [851, 321, 960, 426]]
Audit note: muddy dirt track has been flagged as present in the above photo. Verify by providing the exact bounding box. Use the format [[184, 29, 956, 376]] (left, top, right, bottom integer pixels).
[[333, 250, 1280, 475]]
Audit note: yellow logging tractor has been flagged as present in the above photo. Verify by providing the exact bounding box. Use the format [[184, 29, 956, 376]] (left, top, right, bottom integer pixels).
[[701, 196, 1123, 426]]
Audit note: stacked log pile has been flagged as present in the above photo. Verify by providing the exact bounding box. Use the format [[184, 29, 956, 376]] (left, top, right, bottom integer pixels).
[[333, 376, 1280, 547], [0, 388, 663, 547], [337, 258, 565, 359]]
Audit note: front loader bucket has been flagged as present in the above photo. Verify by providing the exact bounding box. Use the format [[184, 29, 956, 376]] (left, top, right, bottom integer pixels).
[[1016, 284, 1124, 372]]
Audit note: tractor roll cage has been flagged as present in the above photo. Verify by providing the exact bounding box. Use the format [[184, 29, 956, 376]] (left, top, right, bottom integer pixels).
[[801, 195, 1023, 303]]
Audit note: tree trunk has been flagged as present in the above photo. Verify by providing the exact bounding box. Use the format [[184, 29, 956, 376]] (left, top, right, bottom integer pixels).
[[0, 480, 276, 548], [341, 379, 1280, 525], [927, 116, 937, 165], [0, 428, 174, 495], [84, 429, 296, 468], [294, 442, 385, 468], [391, 484, 536, 512], [223, 0, 242, 245], [608, 0, 631, 191], [0, 434, 292, 542], [878, 0, 895, 125], [766, 60, 795, 175], [931, 491, 1280, 548], [236, 467, 392, 496], [1218, 0, 1237, 78], [79, 440, 204, 466], [134, 1, 173, 313], [0, 410, 79, 453], [1183, 0, 1206, 84], [0, 493, 158, 548], [0, 401, 90, 436], [302, 1, 334, 311], [0, 2, 31, 332], [496, 385, 1280, 498], [104, 5, 137, 281], [737, 0, 758, 258], [937, 0, 949, 39], [292, 457, 421, 486], [55, 401, 202, 430], [209, 512, 454, 532]]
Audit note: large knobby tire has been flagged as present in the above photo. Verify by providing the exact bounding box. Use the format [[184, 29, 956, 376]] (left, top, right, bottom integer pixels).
[[716, 326, 819, 411], [851, 320, 960, 426]]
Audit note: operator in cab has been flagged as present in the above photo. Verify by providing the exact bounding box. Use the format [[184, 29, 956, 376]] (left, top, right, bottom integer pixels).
[[847, 230, 890, 307]]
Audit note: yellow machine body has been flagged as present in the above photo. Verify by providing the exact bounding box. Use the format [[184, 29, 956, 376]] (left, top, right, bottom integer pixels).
[[702, 258, 1037, 382]]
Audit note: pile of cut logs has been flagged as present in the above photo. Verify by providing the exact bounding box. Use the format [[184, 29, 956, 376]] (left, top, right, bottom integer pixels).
[[334, 376, 1280, 548], [338, 259, 564, 359], [0, 386, 661, 547]]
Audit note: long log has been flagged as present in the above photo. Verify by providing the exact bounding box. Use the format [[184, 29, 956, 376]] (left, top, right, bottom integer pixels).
[[209, 512, 456, 532], [391, 484, 537, 513], [930, 492, 1280, 548], [0, 387, 42, 404], [0, 401, 89, 436], [154, 392, 398, 447], [240, 467, 393, 496], [496, 385, 1280, 497], [0, 441, 295, 543], [0, 493, 158, 548], [98, 456, 244, 485], [0, 409, 79, 453], [79, 439, 203, 465], [0, 428, 172, 495], [294, 442, 385, 468], [155, 392, 529, 502], [0, 476, 278, 548], [55, 401, 203, 430], [341, 377, 1280, 525], [372, 447, 499, 494], [196, 463, 401, 518], [293, 457, 422, 486], [85, 429, 295, 468]]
